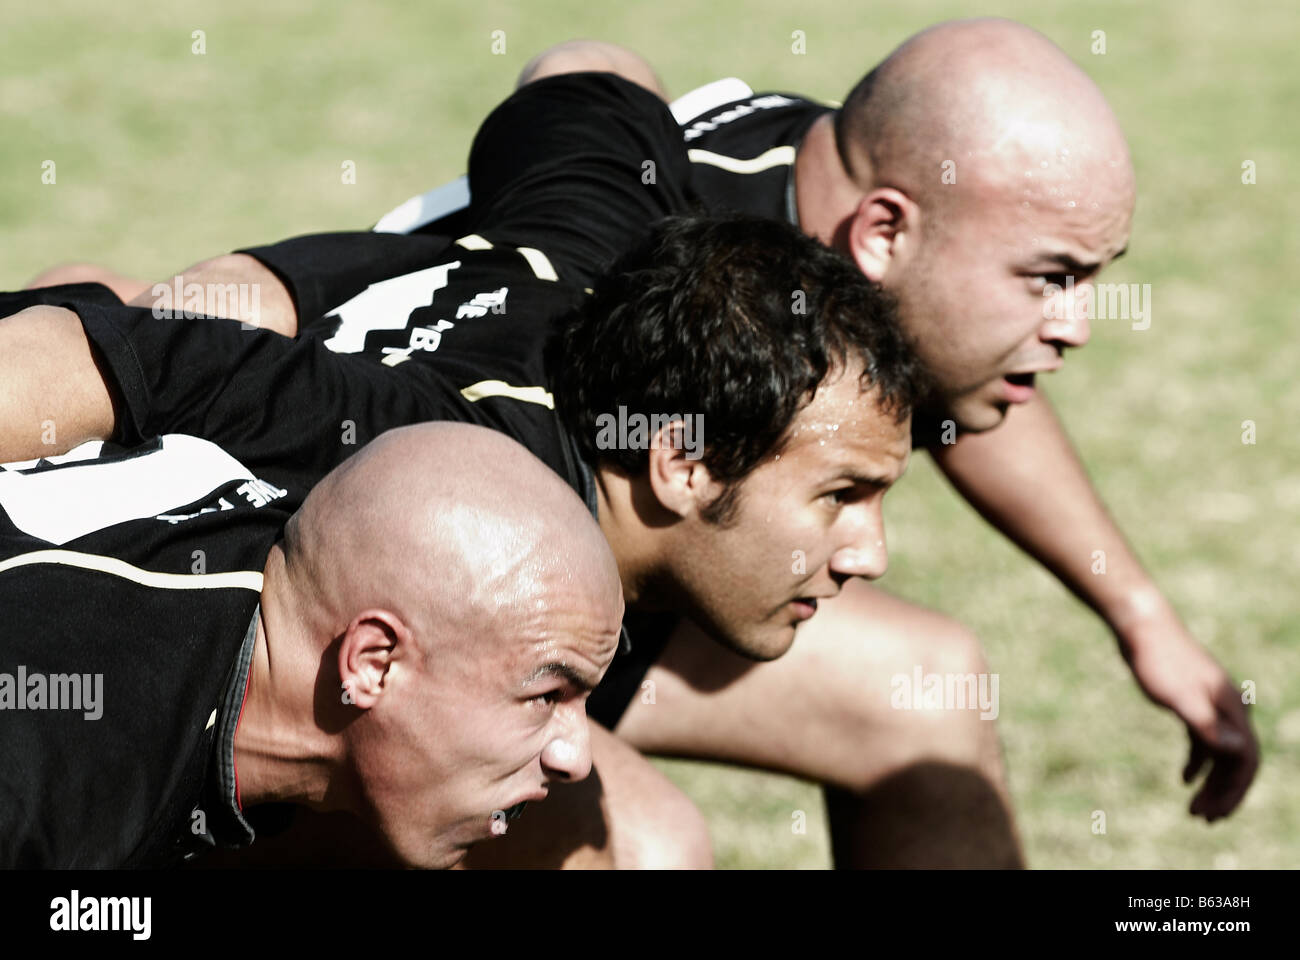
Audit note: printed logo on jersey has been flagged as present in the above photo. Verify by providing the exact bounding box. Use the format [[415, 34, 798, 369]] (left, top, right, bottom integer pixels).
[[155, 477, 287, 525], [0, 436, 284, 544], [322, 261, 462, 355], [682, 95, 798, 142], [380, 287, 509, 367]]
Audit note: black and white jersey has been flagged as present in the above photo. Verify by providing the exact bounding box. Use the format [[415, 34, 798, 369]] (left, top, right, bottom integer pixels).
[[34, 251, 594, 507], [236, 72, 694, 332], [672, 78, 833, 225], [0, 434, 296, 867]]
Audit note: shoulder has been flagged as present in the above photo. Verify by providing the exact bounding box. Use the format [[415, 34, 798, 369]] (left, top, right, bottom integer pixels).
[[672, 78, 832, 144]]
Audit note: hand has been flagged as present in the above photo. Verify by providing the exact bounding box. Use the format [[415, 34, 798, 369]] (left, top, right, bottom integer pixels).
[[1119, 610, 1258, 822]]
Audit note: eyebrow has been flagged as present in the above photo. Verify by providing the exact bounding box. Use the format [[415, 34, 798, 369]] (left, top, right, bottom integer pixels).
[[521, 662, 597, 694], [1024, 246, 1128, 274], [830, 470, 894, 489]]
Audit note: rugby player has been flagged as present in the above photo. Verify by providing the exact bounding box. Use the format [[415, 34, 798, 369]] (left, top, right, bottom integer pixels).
[[18, 18, 1256, 866], [1, 211, 923, 868], [419, 21, 1259, 857], [0, 422, 624, 868]]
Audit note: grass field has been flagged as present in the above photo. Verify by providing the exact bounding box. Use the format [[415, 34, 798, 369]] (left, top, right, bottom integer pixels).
[[3, 0, 1295, 868]]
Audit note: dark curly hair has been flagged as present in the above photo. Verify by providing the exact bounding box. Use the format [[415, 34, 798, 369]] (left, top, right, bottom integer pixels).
[[547, 214, 927, 523]]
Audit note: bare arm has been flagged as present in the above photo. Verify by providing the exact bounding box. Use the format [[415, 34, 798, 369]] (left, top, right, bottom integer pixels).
[[930, 389, 1257, 820], [932, 389, 1154, 626], [0, 306, 116, 461], [126, 254, 298, 336], [25, 254, 298, 337]]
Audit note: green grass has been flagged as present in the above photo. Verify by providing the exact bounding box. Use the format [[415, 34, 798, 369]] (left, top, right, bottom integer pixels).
[[3, 0, 1294, 868]]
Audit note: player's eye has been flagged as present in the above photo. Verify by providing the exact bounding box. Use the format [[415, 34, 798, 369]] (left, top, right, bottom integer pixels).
[[822, 487, 852, 506], [528, 690, 563, 708], [1029, 273, 1072, 293]]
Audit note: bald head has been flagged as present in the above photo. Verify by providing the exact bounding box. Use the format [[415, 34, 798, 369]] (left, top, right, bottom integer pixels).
[[823, 19, 1136, 431], [283, 422, 620, 651], [838, 18, 1135, 225]]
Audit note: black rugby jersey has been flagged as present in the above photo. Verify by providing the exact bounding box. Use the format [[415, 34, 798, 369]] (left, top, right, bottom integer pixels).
[[235, 72, 693, 329], [675, 82, 833, 226], [15, 251, 593, 507], [0, 434, 295, 867]]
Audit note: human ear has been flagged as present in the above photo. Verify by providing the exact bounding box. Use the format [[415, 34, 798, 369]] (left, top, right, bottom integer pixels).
[[644, 419, 720, 520], [337, 609, 410, 710], [847, 188, 919, 283]]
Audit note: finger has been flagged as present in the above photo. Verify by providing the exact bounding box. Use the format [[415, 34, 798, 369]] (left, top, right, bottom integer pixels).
[[1212, 686, 1257, 754], [1193, 740, 1260, 821], [1183, 732, 1210, 784]]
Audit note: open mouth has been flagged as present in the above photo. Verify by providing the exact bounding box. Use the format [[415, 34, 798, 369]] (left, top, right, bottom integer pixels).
[[791, 598, 819, 620], [1001, 371, 1039, 403]]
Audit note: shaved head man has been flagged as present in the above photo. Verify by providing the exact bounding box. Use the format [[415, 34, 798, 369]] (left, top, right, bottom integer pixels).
[[246, 422, 624, 867], [0, 422, 624, 868], [808, 18, 1136, 429]]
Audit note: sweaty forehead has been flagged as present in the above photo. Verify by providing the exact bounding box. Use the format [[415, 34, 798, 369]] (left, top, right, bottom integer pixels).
[[509, 581, 622, 676], [780, 374, 911, 468], [955, 145, 1135, 260], [969, 113, 1136, 207]]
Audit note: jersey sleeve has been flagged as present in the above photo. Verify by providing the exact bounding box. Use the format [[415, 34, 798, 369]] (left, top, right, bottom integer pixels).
[[463, 72, 696, 287], [0, 282, 124, 318], [233, 230, 455, 334], [62, 298, 490, 493]]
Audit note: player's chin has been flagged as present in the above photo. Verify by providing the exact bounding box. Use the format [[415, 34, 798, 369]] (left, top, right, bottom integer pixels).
[[729, 621, 799, 662], [384, 823, 473, 870], [949, 392, 1009, 433]]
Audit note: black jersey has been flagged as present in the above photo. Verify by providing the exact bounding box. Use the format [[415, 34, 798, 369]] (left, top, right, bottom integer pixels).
[[0, 434, 297, 867], [37, 248, 595, 508], [236, 72, 694, 330], [675, 81, 833, 225]]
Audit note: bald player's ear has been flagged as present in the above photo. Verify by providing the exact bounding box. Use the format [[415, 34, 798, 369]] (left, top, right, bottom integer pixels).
[[644, 421, 720, 521], [338, 609, 411, 710], [847, 188, 921, 283]]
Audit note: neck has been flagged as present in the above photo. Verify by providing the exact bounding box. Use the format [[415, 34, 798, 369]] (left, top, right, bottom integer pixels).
[[233, 544, 342, 812], [592, 466, 670, 611], [794, 113, 866, 250]]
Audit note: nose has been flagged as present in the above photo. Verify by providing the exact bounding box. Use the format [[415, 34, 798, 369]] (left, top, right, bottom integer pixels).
[[828, 509, 889, 581], [1040, 284, 1091, 348], [540, 707, 592, 783]]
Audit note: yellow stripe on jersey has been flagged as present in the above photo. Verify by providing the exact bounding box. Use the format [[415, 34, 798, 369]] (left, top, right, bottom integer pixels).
[[0, 549, 264, 592], [687, 145, 796, 174], [455, 234, 494, 250], [459, 380, 555, 409], [517, 247, 558, 281]]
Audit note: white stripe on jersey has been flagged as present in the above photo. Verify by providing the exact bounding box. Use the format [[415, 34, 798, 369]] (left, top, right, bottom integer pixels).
[[373, 175, 471, 235], [670, 78, 755, 125], [0, 549, 263, 592], [455, 234, 493, 250], [460, 381, 554, 409], [0, 435, 258, 546], [686, 145, 796, 174], [516, 247, 558, 281]]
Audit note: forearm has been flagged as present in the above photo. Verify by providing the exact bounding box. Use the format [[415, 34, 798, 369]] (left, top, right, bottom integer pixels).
[[930, 389, 1170, 637], [126, 254, 298, 336], [0, 306, 117, 461]]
